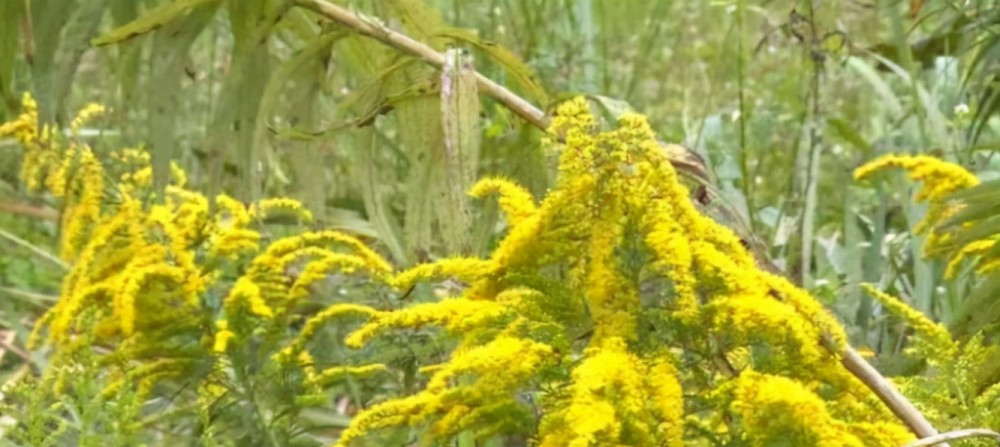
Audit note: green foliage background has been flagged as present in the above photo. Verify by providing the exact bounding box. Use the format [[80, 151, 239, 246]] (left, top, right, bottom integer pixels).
[[2, 0, 1000, 445]]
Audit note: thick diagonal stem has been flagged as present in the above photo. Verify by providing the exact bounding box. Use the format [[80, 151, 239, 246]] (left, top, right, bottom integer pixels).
[[825, 336, 945, 445], [294, 0, 546, 129]]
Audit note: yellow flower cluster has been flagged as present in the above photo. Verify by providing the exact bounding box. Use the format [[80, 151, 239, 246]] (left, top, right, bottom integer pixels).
[[854, 154, 996, 276], [538, 337, 683, 447], [5, 95, 918, 445], [5, 95, 385, 390], [860, 284, 954, 355], [308, 97, 908, 445], [730, 370, 913, 446], [335, 335, 554, 446], [854, 154, 978, 203]]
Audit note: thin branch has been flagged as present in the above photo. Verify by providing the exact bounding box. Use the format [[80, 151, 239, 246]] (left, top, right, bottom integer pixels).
[[902, 428, 1000, 447]]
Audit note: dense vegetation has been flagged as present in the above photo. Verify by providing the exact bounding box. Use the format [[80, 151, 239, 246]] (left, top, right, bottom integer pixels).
[[1, 0, 1000, 446]]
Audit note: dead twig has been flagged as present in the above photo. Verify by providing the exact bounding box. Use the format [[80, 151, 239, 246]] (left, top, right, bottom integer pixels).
[[830, 337, 945, 443], [902, 428, 1000, 447], [0, 201, 59, 221]]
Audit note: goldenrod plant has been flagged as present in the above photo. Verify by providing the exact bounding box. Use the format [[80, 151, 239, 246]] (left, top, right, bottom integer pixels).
[[0, 93, 393, 446], [860, 284, 1000, 445], [1, 94, 928, 446], [852, 155, 1000, 445], [855, 155, 1000, 339]]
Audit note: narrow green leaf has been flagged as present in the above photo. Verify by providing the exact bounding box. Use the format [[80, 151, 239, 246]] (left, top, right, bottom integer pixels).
[[91, 0, 220, 47], [828, 117, 872, 155], [436, 27, 551, 105], [385, 0, 446, 46], [254, 31, 343, 191], [0, 0, 23, 117], [396, 91, 443, 259], [351, 127, 407, 265], [939, 201, 1000, 229], [109, 0, 144, 126], [946, 178, 1000, 202], [28, 0, 82, 123], [147, 1, 221, 192]]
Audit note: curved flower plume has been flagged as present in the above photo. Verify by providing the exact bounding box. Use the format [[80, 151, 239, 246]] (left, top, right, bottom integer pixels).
[[854, 154, 985, 269]]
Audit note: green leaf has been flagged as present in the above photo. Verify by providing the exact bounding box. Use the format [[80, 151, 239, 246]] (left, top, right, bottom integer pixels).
[[146, 1, 221, 192], [385, 0, 446, 46], [946, 178, 1000, 202], [587, 94, 636, 125], [828, 117, 872, 155], [0, 0, 23, 116], [254, 31, 344, 190], [91, 0, 221, 47], [952, 274, 1000, 337], [351, 127, 408, 265], [939, 200, 1000, 230], [436, 28, 551, 106]]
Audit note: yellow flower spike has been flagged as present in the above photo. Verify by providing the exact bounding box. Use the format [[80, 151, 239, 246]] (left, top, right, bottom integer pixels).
[[116, 263, 189, 336], [209, 228, 261, 258], [345, 298, 509, 348], [424, 336, 553, 393], [860, 284, 954, 354], [647, 360, 684, 447], [48, 283, 115, 345], [468, 177, 537, 227], [100, 359, 187, 399], [583, 193, 639, 341], [854, 154, 979, 201], [977, 256, 1000, 275], [286, 252, 371, 301], [26, 308, 57, 350], [58, 148, 106, 261], [539, 337, 661, 447], [730, 370, 913, 447], [256, 230, 393, 275], [944, 238, 996, 278], [390, 257, 496, 291], [279, 303, 380, 357], [855, 154, 981, 259], [0, 92, 40, 146], [70, 102, 106, 135], [223, 277, 274, 318], [213, 320, 235, 354], [334, 393, 437, 447], [215, 194, 252, 228], [249, 197, 314, 222], [337, 336, 554, 446]]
